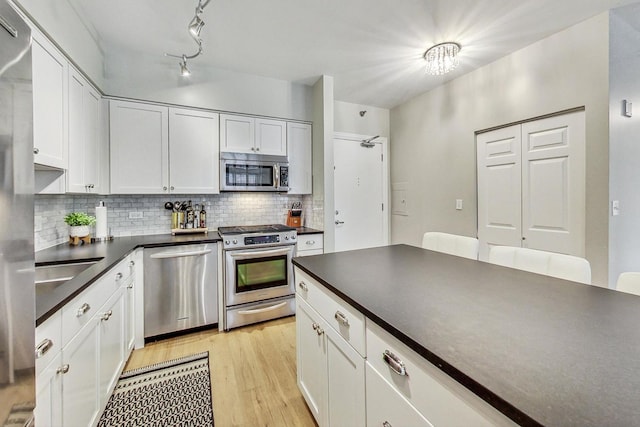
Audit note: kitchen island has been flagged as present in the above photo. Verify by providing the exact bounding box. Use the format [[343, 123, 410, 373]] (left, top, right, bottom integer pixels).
[[292, 244, 640, 427]]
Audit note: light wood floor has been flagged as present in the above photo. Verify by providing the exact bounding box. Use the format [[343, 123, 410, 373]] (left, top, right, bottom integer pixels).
[[126, 316, 317, 427]]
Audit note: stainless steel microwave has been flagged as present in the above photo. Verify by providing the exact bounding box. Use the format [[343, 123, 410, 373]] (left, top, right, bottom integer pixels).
[[220, 152, 290, 192]]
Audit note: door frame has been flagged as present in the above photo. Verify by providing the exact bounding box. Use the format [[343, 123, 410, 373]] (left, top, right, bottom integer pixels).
[[333, 132, 390, 250]]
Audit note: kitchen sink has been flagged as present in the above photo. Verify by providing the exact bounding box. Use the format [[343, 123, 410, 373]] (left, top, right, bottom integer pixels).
[[35, 260, 100, 292]]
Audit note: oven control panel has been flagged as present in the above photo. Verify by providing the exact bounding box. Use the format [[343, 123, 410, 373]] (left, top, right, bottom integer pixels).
[[222, 232, 297, 249]]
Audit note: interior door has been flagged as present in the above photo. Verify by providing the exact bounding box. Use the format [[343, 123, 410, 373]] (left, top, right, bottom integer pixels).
[[334, 139, 385, 252], [521, 111, 585, 256], [476, 125, 522, 261]]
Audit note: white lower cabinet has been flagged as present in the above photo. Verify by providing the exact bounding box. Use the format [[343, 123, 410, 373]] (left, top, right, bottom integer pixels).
[[366, 363, 432, 427], [295, 266, 366, 427], [35, 254, 138, 426], [296, 233, 324, 257]]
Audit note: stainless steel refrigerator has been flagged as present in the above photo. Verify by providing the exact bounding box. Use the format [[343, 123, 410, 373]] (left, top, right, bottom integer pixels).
[[0, 1, 35, 425]]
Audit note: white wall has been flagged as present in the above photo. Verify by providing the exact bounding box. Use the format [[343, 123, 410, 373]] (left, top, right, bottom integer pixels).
[[103, 48, 313, 122], [334, 101, 390, 138], [609, 4, 640, 287], [15, 0, 105, 89], [390, 13, 611, 285]]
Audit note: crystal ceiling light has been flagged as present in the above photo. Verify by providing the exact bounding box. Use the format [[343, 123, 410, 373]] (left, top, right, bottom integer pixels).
[[165, 0, 211, 76], [423, 42, 461, 75]]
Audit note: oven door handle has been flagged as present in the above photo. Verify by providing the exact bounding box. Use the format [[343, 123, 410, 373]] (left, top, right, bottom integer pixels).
[[237, 301, 288, 315], [150, 249, 212, 259], [229, 247, 292, 260]]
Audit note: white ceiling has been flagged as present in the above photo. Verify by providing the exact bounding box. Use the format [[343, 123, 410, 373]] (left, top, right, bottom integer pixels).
[[67, 0, 637, 109]]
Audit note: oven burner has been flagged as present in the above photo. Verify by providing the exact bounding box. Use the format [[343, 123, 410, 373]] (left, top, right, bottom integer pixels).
[[218, 224, 295, 235]]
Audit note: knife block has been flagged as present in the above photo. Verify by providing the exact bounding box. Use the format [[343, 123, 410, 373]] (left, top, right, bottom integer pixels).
[[286, 210, 302, 227]]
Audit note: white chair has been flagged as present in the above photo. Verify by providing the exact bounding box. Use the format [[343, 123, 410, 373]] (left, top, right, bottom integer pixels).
[[488, 246, 591, 284], [421, 232, 479, 260], [616, 272, 640, 296]]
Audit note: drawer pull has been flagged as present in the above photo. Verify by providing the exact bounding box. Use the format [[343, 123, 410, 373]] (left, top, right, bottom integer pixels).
[[129, 260, 135, 267], [306, 240, 315, 245], [312, 322, 324, 335], [76, 303, 91, 317], [127, 283, 134, 289], [35, 339, 54, 359], [298, 281, 308, 292], [237, 301, 287, 315], [383, 350, 408, 377], [101, 310, 113, 321], [334, 310, 350, 327], [383, 422, 392, 427], [56, 364, 70, 375], [115, 272, 123, 281]]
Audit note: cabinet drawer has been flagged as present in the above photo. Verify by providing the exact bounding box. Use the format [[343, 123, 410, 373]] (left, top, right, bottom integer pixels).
[[366, 362, 432, 427], [366, 321, 516, 427], [61, 266, 120, 344], [295, 268, 365, 356], [297, 234, 324, 253], [35, 311, 62, 375]]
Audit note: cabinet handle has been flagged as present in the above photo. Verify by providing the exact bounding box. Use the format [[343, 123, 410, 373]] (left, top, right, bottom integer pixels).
[[383, 422, 392, 427], [251, 147, 255, 151], [383, 350, 408, 377], [335, 220, 345, 225], [306, 240, 315, 245], [163, 186, 168, 191], [256, 147, 260, 151], [129, 260, 135, 267], [312, 323, 324, 336], [33, 147, 39, 154], [56, 364, 70, 375], [127, 283, 134, 289], [101, 310, 113, 321], [115, 272, 123, 281], [35, 339, 54, 359], [334, 310, 350, 327], [298, 281, 308, 291], [170, 186, 175, 190], [76, 303, 91, 317]]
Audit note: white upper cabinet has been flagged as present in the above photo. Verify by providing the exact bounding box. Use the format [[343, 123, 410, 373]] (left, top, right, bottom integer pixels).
[[67, 67, 102, 193], [32, 31, 68, 169], [255, 118, 287, 156], [221, 114, 287, 156], [287, 122, 312, 194], [110, 101, 220, 194], [110, 100, 169, 194], [169, 108, 220, 194]]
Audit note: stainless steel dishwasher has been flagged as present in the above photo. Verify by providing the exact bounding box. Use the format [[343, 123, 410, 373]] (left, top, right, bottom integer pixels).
[[143, 243, 217, 338]]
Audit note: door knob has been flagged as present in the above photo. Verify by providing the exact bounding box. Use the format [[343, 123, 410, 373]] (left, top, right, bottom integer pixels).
[[335, 220, 345, 225]]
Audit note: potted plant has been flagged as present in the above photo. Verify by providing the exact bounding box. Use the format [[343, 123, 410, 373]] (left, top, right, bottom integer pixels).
[[64, 212, 96, 237]]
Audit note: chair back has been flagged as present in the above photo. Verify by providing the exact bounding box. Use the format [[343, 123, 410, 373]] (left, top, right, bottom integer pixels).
[[489, 246, 591, 284], [616, 272, 640, 296], [421, 232, 479, 260]]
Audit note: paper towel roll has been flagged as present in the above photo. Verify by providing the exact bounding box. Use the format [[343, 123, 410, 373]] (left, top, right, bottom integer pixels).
[[95, 205, 108, 238]]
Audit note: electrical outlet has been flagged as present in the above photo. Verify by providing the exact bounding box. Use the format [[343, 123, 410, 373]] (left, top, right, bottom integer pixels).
[[129, 212, 143, 219], [455, 199, 463, 210]]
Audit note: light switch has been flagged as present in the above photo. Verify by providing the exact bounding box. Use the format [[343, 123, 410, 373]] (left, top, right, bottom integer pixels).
[[455, 199, 463, 210], [612, 200, 620, 216]]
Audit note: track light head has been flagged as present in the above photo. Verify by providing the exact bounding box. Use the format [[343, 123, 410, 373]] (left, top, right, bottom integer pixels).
[[189, 15, 205, 38], [180, 57, 191, 76]]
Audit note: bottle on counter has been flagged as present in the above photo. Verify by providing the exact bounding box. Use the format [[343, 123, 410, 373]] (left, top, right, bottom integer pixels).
[[200, 203, 207, 229], [186, 200, 194, 229], [194, 204, 200, 229]]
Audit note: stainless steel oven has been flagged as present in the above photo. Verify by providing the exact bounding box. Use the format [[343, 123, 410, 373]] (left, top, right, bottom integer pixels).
[[220, 225, 297, 330]]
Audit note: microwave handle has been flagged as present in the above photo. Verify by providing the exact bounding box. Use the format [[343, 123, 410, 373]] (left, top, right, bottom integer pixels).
[[274, 164, 279, 188]]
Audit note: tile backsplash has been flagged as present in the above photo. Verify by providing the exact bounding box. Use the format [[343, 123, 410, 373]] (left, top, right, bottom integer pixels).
[[35, 193, 319, 251]]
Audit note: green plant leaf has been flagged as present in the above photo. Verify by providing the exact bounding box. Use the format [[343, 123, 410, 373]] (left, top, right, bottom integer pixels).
[[64, 212, 96, 226]]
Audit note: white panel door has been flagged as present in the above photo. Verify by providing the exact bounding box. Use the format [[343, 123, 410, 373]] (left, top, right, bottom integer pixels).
[[169, 108, 220, 194], [334, 139, 385, 252], [287, 122, 312, 195], [477, 125, 522, 261], [521, 112, 585, 256], [256, 118, 287, 156], [220, 114, 254, 154], [110, 101, 169, 194]]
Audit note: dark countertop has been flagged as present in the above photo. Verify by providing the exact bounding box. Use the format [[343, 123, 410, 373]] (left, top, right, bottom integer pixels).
[[296, 226, 323, 235], [35, 233, 221, 326], [292, 244, 640, 427]]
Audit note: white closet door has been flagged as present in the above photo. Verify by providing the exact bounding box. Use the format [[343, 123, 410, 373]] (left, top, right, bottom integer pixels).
[[521, 111, 585, 256], [476, 125, 522, 261]]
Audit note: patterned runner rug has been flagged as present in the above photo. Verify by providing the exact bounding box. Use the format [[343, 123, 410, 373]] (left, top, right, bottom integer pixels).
[[98, 352, 214, 427]]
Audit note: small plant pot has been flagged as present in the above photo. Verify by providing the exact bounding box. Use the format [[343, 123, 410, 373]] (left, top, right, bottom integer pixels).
[[69, 225, 90, 237]]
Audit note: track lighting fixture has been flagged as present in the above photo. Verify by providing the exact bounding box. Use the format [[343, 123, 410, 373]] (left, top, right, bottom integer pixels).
[[165, 0, 211, 76]]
